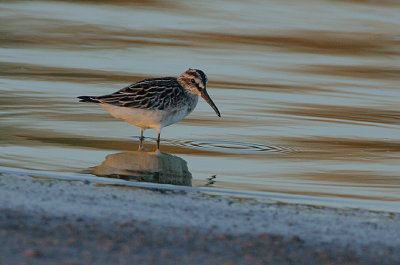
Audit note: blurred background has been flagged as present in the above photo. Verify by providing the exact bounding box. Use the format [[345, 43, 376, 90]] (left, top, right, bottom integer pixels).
[[1, 0, 399, 210]]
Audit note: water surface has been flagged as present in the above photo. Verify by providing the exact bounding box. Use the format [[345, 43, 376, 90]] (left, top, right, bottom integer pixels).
[[1, 0, 400, 210]]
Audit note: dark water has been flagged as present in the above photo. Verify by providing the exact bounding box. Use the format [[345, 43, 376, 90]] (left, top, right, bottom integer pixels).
[[1, 0, 400, 210]]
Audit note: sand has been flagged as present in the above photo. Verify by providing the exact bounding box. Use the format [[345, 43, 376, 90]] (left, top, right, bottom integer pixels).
[[0, 171, 399, 264]]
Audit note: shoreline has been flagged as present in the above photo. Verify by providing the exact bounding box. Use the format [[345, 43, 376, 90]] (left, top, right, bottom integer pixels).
[[1, 172, 399, 264], [1, 166, 398, 213]]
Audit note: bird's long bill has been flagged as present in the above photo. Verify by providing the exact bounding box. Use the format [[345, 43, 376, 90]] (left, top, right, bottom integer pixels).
[[201, 90, 221, 117]]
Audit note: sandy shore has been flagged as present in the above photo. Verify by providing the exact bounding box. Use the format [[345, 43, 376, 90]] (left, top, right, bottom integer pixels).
[[0, 171, 399, 264]]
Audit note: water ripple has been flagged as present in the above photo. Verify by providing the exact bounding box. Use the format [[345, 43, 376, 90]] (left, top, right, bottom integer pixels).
[[170, 139, 295, 155]]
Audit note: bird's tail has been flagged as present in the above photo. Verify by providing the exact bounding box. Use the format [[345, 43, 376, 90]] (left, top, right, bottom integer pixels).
[[77, 96, 101, 103]]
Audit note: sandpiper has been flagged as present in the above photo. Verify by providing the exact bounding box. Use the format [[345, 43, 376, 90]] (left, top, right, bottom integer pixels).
[[78, 69, 221, 149]]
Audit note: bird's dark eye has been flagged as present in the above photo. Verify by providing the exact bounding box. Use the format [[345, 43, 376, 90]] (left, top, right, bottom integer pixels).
[[191, 79, 195, 84]]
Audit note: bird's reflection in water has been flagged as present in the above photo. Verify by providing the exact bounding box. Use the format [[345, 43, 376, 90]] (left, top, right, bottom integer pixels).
[[93, 151, 192, 186]]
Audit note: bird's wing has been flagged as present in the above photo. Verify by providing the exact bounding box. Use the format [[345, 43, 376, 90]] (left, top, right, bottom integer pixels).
[[93, 77, 184, 110]]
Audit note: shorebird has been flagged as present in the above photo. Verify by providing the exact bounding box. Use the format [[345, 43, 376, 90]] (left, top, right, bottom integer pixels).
[[78, 69, 221, 149]]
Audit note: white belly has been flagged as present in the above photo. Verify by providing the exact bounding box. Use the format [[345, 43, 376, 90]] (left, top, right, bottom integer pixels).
[[160, 107, 192, 128], [100, 104, 163, 129], [100, 101, 197, 130]]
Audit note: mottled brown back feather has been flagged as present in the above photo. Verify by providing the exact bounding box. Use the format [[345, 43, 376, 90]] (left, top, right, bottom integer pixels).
[[86, 77, 188, 111]]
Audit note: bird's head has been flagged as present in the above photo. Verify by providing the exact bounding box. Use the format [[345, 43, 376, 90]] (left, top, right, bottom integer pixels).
[[177, 68, 221, 117]]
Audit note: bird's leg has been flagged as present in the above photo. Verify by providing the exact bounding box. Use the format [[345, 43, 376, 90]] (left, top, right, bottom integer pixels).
[[156, 129, 161, 151], [138, 128, 144, 150]]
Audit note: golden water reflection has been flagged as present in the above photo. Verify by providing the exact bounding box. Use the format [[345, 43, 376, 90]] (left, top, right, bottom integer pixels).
[[1, 0, 400, 208]]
